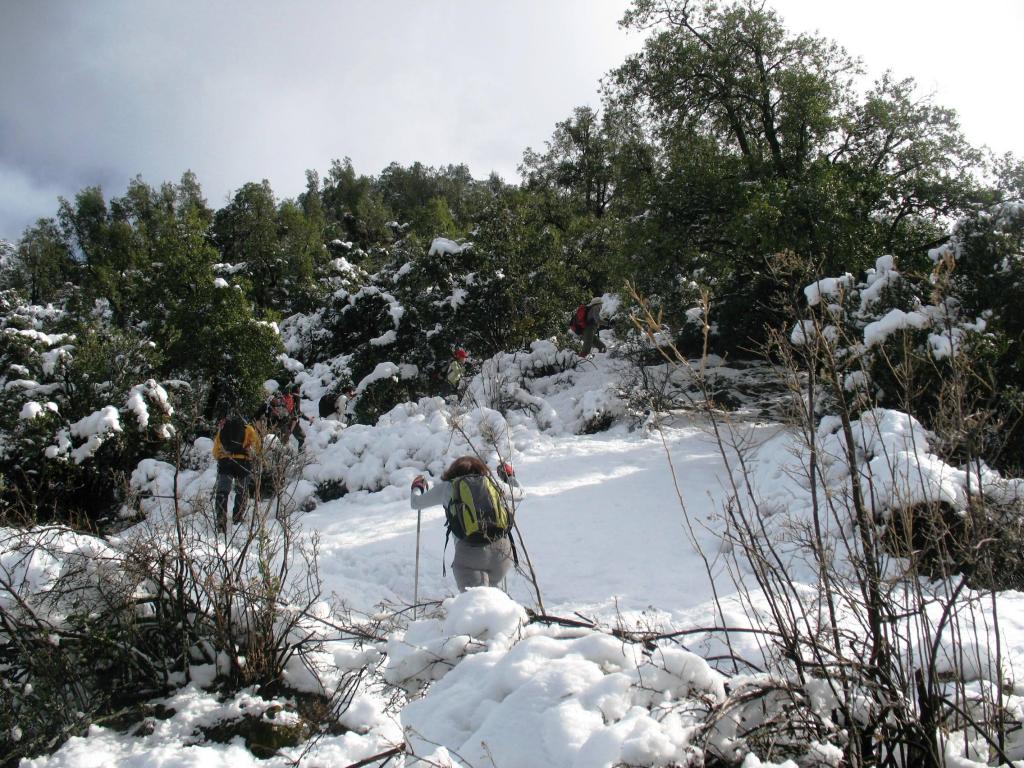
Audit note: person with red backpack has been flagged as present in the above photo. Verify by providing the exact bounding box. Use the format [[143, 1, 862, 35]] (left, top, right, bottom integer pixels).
[[263, 384, 304, 446], [410, 456, 522, 592], [212, 412, 262, 533], [570, 296, 606, 356], [569, 303, 588, 336]]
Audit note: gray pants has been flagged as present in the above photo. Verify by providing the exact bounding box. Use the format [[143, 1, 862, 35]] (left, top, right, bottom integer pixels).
[[581, 325, 605, 355], [452, 537, 513, 591]]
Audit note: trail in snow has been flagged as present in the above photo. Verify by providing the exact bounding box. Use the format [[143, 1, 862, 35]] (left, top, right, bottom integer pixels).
[[307, 420, 773, 622]]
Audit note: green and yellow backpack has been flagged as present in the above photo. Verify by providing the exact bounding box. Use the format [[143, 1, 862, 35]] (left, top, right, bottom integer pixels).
[[445, 474, 512, 544]]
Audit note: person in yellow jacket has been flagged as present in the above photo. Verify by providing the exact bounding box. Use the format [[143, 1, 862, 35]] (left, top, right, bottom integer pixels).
[[212, 413, 262, 533]]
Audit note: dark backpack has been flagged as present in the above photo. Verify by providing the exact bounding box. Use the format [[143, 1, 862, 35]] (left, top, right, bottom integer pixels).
[[569, 304, 588, 334], [445, 475, 512, 544], [317, 394, 336, 418], [220, 415, 247, 455]]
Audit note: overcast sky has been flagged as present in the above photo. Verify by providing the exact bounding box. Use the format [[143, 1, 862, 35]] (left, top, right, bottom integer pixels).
[[1, 0, 1021, 242]]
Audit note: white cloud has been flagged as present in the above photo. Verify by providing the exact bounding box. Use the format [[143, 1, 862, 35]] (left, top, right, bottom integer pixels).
[[0, 1, 642, 236]]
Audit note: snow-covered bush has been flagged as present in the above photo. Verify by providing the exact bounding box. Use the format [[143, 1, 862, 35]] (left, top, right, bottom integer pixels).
[[0, 527, 130, 758], [467, 341, 575, 423], [627, 244, 1024, 765], [615, 320, 695, 420], [615, 276, 710, 361], [712, 392, 1024, 765], [282, 226, 596, 426], [0, 480, 351, 764], [792, 249, 1017, 471], [302, 397, 517, 496], [0, 314, 174, 523], [929, 201, 1024, 465]]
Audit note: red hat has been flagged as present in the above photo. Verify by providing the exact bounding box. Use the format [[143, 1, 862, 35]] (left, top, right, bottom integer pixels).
[[454, 348, 468, 360]]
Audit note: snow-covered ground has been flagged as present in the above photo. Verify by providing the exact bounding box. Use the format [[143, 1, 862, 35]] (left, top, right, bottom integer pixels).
[[9, 345, 1024, 767], [311, 417, 750, 621], [15, 425, 755, 768]]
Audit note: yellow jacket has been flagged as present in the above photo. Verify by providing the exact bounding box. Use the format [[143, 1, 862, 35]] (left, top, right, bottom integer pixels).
[[212, 424, 261, 461]]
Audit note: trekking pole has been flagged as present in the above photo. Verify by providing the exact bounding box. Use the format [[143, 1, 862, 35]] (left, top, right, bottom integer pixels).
[[412, 480, 426, 619], [413, 506, 423, 619]]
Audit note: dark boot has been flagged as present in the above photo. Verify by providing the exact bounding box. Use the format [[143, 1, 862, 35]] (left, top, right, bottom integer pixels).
[[215, 493, 229, 533], [232, 482, 249, 525]]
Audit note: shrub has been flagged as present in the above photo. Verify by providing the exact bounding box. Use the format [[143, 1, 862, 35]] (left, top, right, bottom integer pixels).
[[0, 314, 172, 523], [0, 440, 357, 763]]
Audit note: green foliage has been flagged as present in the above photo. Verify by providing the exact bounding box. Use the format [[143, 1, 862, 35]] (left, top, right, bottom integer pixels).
[[42, 175, 283, 422], [212, 180, 285, 314], [931, 203, 1024, 468], [608, 0, 986, 349], [317, 159, 507, 251], [300, 183, 586, 422], [459, 191, 581, 355], [210, 178, 324, 316], [59, 323, 162, 414], [0, 313, 170, 522], [194, 310, 283, 420], [520, 107, 642, 294], [57, 186, 138, 326], [352, 376, 415, 426], [942, 203, 1024, 353], [521, 106, 619, 219], [1, 219, 77, 304]]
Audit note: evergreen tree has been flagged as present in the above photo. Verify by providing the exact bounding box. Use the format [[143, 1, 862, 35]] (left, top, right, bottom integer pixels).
[[607, 0, 985, 349], [58, 186, 141, 326], [4, 219, 77, 304], [212, 180, 296, 315], [521, 106, 618, 219]]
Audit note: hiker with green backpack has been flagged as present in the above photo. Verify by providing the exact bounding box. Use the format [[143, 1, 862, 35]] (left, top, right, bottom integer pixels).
[[410, 456, 522, 592]]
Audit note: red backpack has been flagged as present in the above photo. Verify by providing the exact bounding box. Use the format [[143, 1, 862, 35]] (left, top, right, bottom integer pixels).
[[270, 393, 294, 421], [569, 304, 588, 334]]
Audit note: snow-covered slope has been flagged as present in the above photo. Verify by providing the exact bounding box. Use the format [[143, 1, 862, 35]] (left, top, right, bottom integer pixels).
[[12, 345, 1024, 767]]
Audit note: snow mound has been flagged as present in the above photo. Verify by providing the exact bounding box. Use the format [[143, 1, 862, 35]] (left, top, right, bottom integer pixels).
[[18, 683, 401, 768], [740, 408, 1023, 545], [383, 588, 527, 691], [465, 339, 627, 435], [303, 398, 518, 495], [390, 589, 726, 768]]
